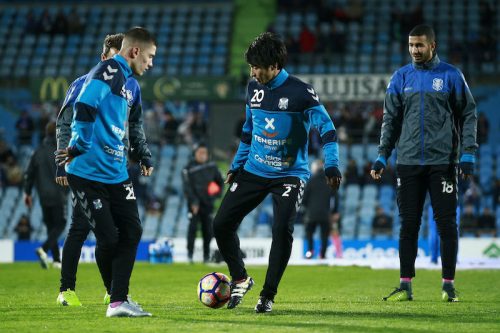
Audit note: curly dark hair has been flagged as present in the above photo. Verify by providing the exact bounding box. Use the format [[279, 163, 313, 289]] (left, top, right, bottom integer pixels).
[[245, 32, 287, 69]]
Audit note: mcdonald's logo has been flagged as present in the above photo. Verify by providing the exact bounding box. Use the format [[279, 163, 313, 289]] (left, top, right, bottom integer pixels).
[[39, 77, 69, 101]]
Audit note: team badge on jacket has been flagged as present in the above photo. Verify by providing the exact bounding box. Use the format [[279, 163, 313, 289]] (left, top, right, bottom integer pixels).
[[278, 97, 288, 110], [432, 78, 443, 91]]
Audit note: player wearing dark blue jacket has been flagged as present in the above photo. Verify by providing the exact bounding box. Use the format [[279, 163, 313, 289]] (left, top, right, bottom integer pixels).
[[55, 34, 152, 309], [213, 32, 342, 313], [55, 27, 156, 317], [371, 25, 477, 303]]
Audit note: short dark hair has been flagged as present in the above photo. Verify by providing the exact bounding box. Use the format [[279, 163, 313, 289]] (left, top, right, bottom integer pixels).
[[102, 33, 124, 57], [409, 24, 435, 43], [124, 26, 157, 46], [245, 32, 287, 69]]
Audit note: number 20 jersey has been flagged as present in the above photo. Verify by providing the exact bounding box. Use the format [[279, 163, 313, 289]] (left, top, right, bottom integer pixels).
[[231, 69, 339, 182]]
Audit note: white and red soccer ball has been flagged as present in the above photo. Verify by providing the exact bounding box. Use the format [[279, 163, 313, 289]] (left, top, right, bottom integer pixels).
[[197, 272, 231, 308]]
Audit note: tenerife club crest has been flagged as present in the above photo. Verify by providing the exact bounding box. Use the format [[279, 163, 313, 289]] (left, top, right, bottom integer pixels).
[[432, 78, 444, 91], [278, 97, 288, 110]]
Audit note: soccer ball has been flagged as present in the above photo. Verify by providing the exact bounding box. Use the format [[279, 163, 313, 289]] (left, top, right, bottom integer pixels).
[[197, 272, 231, 308]]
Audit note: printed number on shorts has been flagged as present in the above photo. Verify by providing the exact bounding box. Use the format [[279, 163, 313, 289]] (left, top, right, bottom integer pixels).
[[125, 186, 136, 200], [282, 186, 292, 197], [441, 181, 454, 194]]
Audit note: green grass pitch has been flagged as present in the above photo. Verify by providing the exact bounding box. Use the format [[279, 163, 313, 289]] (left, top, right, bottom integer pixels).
[[0, 263, 499, 333]]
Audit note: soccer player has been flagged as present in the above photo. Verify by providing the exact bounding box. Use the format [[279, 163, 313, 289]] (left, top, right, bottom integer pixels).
[[182, 142, 224, 263], [55, 27, 156, 317], [213, 32, 341, 313], [370, 24, 477, 302], [55, 33, 153, 308]]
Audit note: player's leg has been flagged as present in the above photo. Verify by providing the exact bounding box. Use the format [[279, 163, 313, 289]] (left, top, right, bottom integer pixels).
[[319, 219, 330, 259], [66, 174, 127, 311], [213, 170, 268, 279], [213, 170, 268, 308], [199, 208, 213, 263], [384, 165, 427, 301], [186, 209, 198, 263], [58, 197, 91, 306], [36, 205, 54, 269], [428, 164, 459, 302], [95, 239, 113, 297], [304, 220, 315, 258], [106, 180, 150, 317], [49, 203, 67, 266], [257, 177, 305, 312]]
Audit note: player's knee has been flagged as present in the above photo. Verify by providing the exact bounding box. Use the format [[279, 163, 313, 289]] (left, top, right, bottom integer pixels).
[[272, 224, 294, 240], [399, 223, 420, 238], [436, 220, 458, 238], [98, 235, 119, 251]]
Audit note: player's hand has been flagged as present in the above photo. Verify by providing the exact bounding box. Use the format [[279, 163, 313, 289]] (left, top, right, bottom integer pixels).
[[23, 194, 33, 208], [141, 165, 154, 177], [224, 170, 238, 184], [459, 154, 475, 181], [55, 164, 68, 186], [55, 176, 69, 186], [370, 156, 386, 180], [191, 204, 200, 215], [325, 166, 342, 191], [54, 148, 74, 166], [140, 159, 154, 177]]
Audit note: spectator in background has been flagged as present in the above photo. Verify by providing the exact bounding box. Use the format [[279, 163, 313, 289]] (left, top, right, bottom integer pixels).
[[477, 113, 489, 144], [189, 111, 208, 144], [163, 111, 179, 145], [316, 0, 334, 24], [25, 10, 38, 34], [284, 34, 299, 56], [182, 143, 224, 263], [23, 122, 68, 269], [299, 24, 316, 53], [459, 205, 477, 236], [179, 111, 207, 145], [328, 24, 346, 55], [143, 110, 163, 146], [37, 9, 53, 35], [344, 0, 364, 23], [372, 206, 393, 237], [5, 156, 23, 187], [302, 160, 339, 259], [67, 8, 83, 35], [51, 10, 68, 35], [477, 207, 496, 237], [343, 158, 360, 185], [14, 214, 33, 241], [15, 110, 35, 146], [0, 139, 15, 165]]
